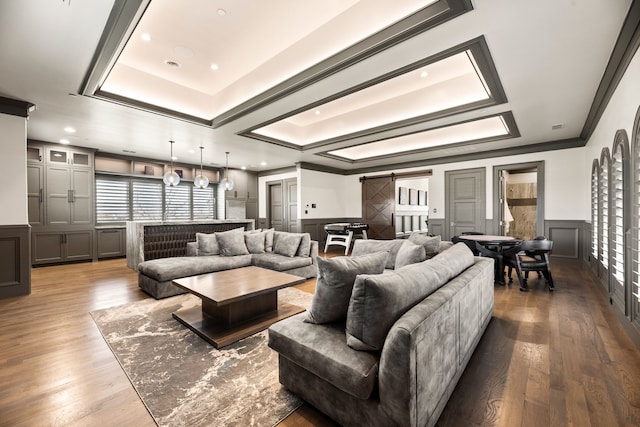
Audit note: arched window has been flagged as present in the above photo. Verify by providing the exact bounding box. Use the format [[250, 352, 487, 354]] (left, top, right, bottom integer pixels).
[[631, 107, 640, 309], [599, 149, 611, 270], [610, 130, 630, 312], [591, 159, 600, 261]]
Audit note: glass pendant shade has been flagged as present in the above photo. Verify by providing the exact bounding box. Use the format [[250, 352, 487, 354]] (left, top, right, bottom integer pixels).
[[162, 140, 180, 186], [222, 151, 234, 191], [194, 145, 209, 188]]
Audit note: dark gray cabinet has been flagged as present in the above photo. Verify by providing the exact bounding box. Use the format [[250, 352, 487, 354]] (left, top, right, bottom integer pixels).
[[27, 164, 44, 226], [45, 165, 93, 226], [224, 170, 258, 221], [97, 228, 125, 258], [32, 230, 94, 264]]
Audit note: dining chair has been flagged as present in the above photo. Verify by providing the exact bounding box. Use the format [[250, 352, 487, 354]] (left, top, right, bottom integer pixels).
[[505, 238, 554, 292]]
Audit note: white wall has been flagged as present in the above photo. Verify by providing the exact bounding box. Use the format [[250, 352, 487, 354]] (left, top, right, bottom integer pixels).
[[583, 45, 640, 216], [0, 114, 28, 225], [339, 147, 588, 221], [299, 169, 361, 218]]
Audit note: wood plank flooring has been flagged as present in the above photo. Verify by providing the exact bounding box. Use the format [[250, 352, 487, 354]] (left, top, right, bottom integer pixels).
[[0, 254, 639, 426]]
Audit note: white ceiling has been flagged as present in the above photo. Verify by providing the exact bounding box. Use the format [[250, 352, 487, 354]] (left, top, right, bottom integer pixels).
[[0, 0, 633, 173]]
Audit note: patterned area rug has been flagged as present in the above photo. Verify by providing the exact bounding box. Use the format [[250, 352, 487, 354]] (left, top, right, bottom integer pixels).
[[90, 287, 313, 427]]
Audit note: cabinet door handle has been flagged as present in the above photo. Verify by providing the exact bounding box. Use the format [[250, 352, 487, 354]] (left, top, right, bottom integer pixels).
[[68, 189, 72, 202], [39, 188, 43, 204], [72, 190, 76, 202]]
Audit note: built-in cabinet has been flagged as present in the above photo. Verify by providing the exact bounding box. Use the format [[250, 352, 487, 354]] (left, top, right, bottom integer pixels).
[[96, 228, 126, 258], [225, 170, 258, 221], [28, 143, 95, 265]]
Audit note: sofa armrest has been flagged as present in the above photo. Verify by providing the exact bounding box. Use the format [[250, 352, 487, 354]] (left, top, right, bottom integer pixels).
[[186, 241, 198, 256], [309, 240, 318, 263]]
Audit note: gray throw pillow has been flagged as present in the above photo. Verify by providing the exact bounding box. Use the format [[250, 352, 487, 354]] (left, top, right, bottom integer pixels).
[[274, 233, 303, 257], [264, 228, 275, 252], [295, 233, 312, 257], [395, 240, 426, 269], [351, 239, 405, 269], [408, 233, 441, 259], [245, 231, 266, 254], [216, 227, 250, 256], [304, 251, 389, 325], [196, 232, 219, 256]]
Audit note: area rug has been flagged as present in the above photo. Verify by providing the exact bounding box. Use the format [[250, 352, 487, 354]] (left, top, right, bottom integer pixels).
[[90, 287, 313, 427]]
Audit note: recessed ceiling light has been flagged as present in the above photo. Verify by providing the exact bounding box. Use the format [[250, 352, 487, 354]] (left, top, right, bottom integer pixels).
[[420, 70, 429, 78], [188, 149, 195, 154], [63, 126, 76, 133], [260, 161, 267, 167], [171, 156, 178, 161], [210, 63, 219, 71], [164, 60, 181, 68], [217, 8, 226, 16], [59, 139, 70, 145], [241, 166, 247, 170], [315, 110, 321, 115], [141, 33, 151, 41]]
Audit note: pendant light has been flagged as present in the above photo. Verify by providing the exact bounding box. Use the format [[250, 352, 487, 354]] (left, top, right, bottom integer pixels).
[[221, 151, 234, 191], [193, 146, 209, 188], [162, 140, 180, 186]]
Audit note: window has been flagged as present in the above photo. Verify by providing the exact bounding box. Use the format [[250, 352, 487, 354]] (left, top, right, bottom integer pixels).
[[610, 133, 629, 286], [632, 107, 640, 306], [591, 160, 599, 260], [165, 184, 191, 221], [95, 173, 218, 224], [193, 186, 215, 220], [96, 178, 129, 223], [599, 149, 610, 269], [132, 180, 163, 221]]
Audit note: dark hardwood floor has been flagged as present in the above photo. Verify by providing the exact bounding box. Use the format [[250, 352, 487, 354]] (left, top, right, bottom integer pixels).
[[1, 252, 639, 426]]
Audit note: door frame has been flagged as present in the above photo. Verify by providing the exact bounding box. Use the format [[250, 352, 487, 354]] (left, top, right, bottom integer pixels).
[[492, 161, 545, 237], [444, 167, 486, 240], [265, 179, 283, 231]]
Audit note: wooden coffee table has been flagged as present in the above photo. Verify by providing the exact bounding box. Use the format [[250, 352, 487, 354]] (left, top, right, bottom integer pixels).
[[171, 266, 306, 348]]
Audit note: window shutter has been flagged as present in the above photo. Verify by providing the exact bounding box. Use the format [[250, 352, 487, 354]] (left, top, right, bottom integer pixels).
[[132, 180, 163, 221], [611, 148, 624, 283], [591, 165, 599, 259], [96, 177, 130, 223], [600, 161, 609, 268], [193, 186, 215, 220], [166, 184, 191, 221]]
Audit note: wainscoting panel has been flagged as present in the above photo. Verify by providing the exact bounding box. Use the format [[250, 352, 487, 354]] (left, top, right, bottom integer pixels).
[[428, 219, 444, 239], [545, 220, 583, 260], [299, 218, 362, 247], [0, 225, 31, 298]]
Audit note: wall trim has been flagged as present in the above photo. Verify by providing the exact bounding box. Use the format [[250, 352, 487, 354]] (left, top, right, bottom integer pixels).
[[0, 225, 31, 298]]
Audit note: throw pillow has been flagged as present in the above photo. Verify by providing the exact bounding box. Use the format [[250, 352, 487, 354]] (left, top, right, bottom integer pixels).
[[216, 227, 250, 256], [274, 233, 303, 257], [408, 233, 441, 259], [264, 228, 275, 252], [351, 239, 405, 269], [196, 232, 219, 256], [304, 251, 389, 325], [245, 231, 266, 254], [394, 240, 426, 270], [295, 233, 312, 257]]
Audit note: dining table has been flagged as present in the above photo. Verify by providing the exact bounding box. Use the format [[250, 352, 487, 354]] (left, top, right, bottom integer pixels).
[[456, 234, 522, 285]]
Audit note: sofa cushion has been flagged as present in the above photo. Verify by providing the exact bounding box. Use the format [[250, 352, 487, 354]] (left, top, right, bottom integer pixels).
[[351, 239, 405, 269], [346, 243, 474, 351], [196, 232, 219, 256], [216, 227, 250, 256], [296, 233, 312, 257], [251, 253, 312, 271], [265, 228, 275, 252], [408, 233, 441, 259], [245, 231, 266, 254], [138, 255, 252, 282], [305, 251, 388, 325], [274, 232, 303, 257], [269, 312, 380, 400], [394, 240, 426, 270]]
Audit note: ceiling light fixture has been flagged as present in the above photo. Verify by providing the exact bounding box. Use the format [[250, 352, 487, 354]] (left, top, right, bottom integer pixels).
[[141, 33, 151, 41], [210, 63, 219, 71], [64, 126, 76, 133], [194, 146, 209, 189], [420, 70, 429, 78], [163, 140, 180, 186], [217, 8, 226, 16], [59, 139, 70, 145], [220, 151, 234, 191]]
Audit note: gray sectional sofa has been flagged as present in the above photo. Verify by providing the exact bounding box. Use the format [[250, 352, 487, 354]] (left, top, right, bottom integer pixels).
[[137, 227, 318, 299], [268, 238, 494, 427]]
